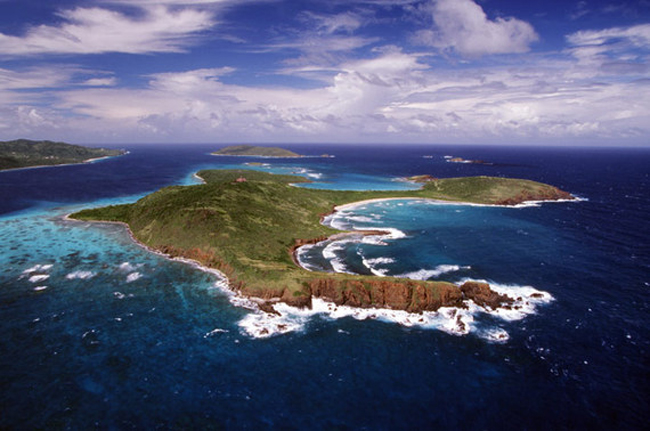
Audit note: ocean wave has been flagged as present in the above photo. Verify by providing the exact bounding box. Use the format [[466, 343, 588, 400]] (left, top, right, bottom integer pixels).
[[360, 255, 394, 277], [28, 274, 50, 283], [23, 264, 53, 274], [203, 328, 229, 338], [126, 272, 142, 283], [322, 240, 355, 274], [290, 167, 323, 180], [238, 303, 310, 338], [347, 215, 376, 223], [294, 245, 321, 272], [397, 264, 471, 281], [65, 270, 97, 280], [237, 299, 479, 339], [363, 256, 396, 266], [118, 262, 142, 272], [460, 278, 554, 321], [360, 236, 386, 246], [237, 280, 553, 342], [477, 327, 510, 343], [33, 285, 48, 291], [356, 227, 407, 246]]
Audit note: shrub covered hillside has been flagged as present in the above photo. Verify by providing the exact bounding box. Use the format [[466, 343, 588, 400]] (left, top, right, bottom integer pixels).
[[71, 169, 572, 310], [0, 139, 124, 170]]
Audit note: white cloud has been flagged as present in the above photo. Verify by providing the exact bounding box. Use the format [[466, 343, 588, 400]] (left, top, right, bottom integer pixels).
[[300, 11, 365, 34], [98, 0, 259, 5], [1, 0, 648, 147], [563, 24, 650, 79], [3, 42, 649, 145], [0, 67, 74, 90], [264, 10, 378, 68], [416, 0, 539, 57], [81, 77, 117, 87], [567, 24, 650, 49], [0, 5, 214, 56]]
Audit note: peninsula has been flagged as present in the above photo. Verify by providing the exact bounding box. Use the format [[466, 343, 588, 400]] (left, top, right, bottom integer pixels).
[[212, 145, 302, 158], [70, 170, 572, 313], [0, 139, 125, 171]]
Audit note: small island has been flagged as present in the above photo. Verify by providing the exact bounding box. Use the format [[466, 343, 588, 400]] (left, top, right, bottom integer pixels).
[[445, 156, 491, 165], [212, 145, 302, 158], [70, 170, 573, 315], [0, 139, 125, 171]]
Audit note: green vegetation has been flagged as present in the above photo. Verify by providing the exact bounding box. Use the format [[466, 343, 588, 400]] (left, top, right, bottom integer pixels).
[[212, 145, 302, 157], [71, 169, 572, 309], [0, 139, 125, 171]]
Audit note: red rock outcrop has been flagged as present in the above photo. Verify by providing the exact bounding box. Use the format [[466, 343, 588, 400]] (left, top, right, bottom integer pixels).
[[495, 187, 572, 206], [303, 277, 468, 313], [459, 281, 513, 309]]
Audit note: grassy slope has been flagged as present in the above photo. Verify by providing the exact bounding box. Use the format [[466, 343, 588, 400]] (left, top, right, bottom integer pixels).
[[71, 170, 571, 304], [0, 139, 124, 170], [212, 145, 301, 157]]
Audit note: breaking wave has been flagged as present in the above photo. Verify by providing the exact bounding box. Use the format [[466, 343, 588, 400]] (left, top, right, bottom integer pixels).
[[65, 270, 96, 280], [396, 265, 471, 281], [237, 279, 552, 341], [126, 272, 142, 283]]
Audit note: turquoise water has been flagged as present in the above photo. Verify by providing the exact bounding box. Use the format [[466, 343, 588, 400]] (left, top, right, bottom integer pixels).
[[1, 144, 648, 429]]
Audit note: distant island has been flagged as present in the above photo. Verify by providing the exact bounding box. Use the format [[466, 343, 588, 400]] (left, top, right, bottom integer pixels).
[[0, 139, 125, 171], [212, 145, 302, 158], [71, 169, 573, 316], [444, 155, 492, 165]]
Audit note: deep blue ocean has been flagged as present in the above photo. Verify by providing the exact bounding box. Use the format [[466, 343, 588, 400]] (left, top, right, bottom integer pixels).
[[0, 144, 648, 430]]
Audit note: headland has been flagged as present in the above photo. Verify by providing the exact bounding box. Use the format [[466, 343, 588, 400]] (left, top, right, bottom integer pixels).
[[0, 139, 125, 171], [212, 145, 303, 158], [70, 169, 573, 314]]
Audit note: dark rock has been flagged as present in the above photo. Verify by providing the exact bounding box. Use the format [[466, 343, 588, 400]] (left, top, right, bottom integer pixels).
[[460, 281, 513, 309]]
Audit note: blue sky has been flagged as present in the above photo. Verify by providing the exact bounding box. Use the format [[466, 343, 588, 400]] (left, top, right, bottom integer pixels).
[[0, 0, 648, 145]]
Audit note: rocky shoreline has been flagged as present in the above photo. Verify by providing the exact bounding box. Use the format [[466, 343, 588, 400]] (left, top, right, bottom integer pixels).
[[68, 170, 574, 321]]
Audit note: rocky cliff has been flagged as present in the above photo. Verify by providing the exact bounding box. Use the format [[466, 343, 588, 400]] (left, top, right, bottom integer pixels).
[[495, 187, 572, 205]]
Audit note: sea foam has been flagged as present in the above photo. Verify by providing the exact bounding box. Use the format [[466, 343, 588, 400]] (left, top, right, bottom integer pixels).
[[397, 265, 471, 281], [23, 264, 53, 274], [65, 270, 96, 280], [28, 274, 50, 283], [322, 240, 356, 274], [126, 272, 142, 283], [237, 278, 553, 342]]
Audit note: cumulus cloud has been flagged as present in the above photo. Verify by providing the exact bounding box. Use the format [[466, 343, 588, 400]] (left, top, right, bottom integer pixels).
[[0, 5, 214, 56], [0, 1, 648, 145], [415, 0, 539, 57], [36, 41, 645, 144]]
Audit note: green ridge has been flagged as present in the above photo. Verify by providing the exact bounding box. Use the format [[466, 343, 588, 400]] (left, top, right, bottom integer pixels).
[[70, 169, 572, 307], [212, 145, 301, 157], [0, 139, 125, 171]]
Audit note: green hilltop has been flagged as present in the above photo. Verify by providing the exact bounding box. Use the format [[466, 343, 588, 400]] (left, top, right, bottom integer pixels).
[[0, 139, 125, 171], [71, 170, 572, 311], [212, 145, 302, 157]]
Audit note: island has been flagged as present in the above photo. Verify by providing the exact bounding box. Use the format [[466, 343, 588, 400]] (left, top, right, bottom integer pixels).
[[445, 156, 491, 165], [70, 170, 573, 314], [0, 139, 125, 171], [212, 145, 302, 158]]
